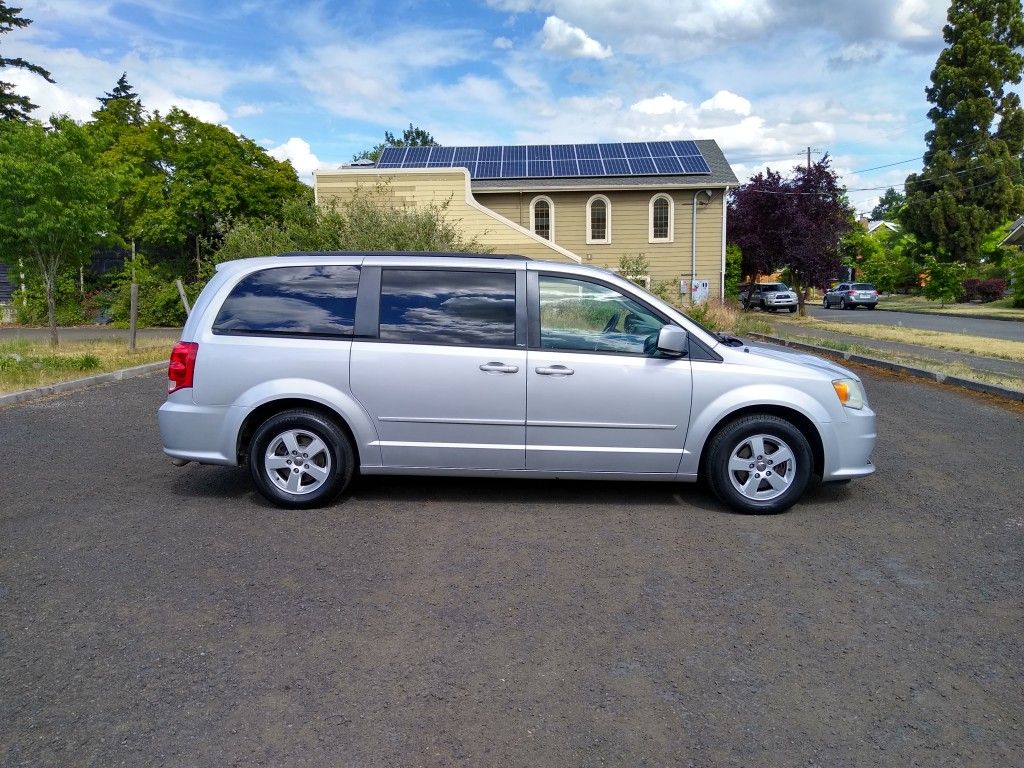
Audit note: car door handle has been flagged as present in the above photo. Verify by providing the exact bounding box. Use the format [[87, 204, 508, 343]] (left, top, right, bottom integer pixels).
[[535, 365, 574, 376], [479, 362, 519, 374]]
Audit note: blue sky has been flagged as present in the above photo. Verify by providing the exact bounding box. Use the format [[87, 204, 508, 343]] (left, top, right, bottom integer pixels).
[[7, 1, 972, 215]]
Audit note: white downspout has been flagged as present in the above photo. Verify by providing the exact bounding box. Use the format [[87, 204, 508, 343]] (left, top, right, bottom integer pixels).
[[691, 189, 713, 305], [721, 186, 730, 304]]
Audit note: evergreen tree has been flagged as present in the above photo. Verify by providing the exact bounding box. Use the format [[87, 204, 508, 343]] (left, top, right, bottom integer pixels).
[[870, 188, 905, 220], [0, 1, 54, 121], [901, 0, 1024, 264], [94, 72, 145, 125]]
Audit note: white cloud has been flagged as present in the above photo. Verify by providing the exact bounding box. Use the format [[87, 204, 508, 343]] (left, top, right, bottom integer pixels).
[[540, 16, 612, 60], [267, 137, 321, 183], [233, 103, 264, 118], [493, 36, 514, 49], [630, 93, 689, 116], [700, 91, 752, 116]]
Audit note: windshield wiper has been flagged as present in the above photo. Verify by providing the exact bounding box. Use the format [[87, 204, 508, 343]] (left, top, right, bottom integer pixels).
[[716, 333, 746, 347]]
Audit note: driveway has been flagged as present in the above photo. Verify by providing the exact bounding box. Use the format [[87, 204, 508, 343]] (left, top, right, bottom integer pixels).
[[796, 304, 1023, 341], [1, 372, 1021, 767]]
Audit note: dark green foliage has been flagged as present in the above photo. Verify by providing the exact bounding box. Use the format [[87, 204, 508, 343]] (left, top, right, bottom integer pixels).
[[923, 259, 967, 305], [1011, 254, 1024, 306], [13, 268, 88, 326], [0, 1, 54, 121], [107, 254, 198, 327], [901, 0, 1024, 264], [353, 123, 438, 162], [870, 188, 905, 220], [94, 72, 145, 126], [724, 244, 743, 299]]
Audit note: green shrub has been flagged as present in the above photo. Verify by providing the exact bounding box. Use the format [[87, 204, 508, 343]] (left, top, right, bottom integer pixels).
[[109, 254, 198, 327], [12, 269, 88, 326]]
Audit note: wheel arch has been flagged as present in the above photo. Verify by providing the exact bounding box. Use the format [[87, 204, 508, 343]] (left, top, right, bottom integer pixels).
[[696, 404, 825, 481], [236, 398, 363, 467]]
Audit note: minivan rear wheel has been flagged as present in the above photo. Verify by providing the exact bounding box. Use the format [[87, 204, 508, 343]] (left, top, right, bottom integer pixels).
[[705, 415, 812, 514], [249, 409, 353, 509]]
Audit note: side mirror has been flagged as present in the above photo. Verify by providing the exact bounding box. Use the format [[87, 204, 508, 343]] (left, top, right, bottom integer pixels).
[[656, 325, 687, 356]]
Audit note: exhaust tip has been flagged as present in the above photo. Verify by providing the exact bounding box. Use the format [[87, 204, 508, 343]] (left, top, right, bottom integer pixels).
[[170, 458, 190, 467]]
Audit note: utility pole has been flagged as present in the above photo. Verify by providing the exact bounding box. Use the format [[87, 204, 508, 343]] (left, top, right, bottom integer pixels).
[[807, 146, 811, 170]]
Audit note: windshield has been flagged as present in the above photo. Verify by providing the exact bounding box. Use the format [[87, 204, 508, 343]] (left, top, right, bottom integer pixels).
[[760, 283, 788, 292]]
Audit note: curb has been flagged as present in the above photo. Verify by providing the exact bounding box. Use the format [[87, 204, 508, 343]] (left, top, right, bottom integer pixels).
[[874, 306, 1023, 323], [0, 362, 166, 408], [746, 333, 1024, 402]]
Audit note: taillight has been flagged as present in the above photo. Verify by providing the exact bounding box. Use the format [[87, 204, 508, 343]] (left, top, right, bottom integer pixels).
[[847, 290, 856, 295], [168, 342, 198, 394]]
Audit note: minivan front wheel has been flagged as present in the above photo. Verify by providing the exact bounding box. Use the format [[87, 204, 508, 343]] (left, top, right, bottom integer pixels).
[[249, 409, 354, 509], [705, 415, 812, 514]]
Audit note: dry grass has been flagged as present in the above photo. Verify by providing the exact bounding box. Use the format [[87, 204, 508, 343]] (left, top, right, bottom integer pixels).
[[777, 333, 1024, 393], [0, 338, 172, 395], [787, 318, 1024, 363]]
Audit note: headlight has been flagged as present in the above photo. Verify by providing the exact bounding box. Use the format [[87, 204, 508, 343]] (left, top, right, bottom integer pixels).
[[833, 378, 865, 409]]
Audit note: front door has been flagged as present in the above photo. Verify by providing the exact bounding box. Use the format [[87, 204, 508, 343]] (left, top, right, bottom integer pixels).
[[526, 273, 692, 474]]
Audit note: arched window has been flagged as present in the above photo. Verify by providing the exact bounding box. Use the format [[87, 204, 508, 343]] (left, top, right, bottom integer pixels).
[[586, 195, 611, 244], [649, 194, 674, 243], [531, 196, 554, 240]]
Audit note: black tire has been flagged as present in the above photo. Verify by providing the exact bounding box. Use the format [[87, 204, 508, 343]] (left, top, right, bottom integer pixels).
[[822, 298, 829, 309], [248, 409, 354, 509], [788, 306, 797, 313], [704, 414, 813, 514], [840, 298, 848, 310], [867, 304, 876, 310]]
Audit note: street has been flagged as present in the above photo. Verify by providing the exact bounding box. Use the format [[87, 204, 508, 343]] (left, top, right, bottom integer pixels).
[[1, 371, 1021, 767]]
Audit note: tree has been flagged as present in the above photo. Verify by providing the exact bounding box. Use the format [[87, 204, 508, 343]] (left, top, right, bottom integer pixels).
[[0, 118, 111, 345], [353, 123, 438, 162], [728, 157, 853, 314], [922, 258, 967, 306], [214, 183, 482, 263], [0, 1, 54, 121], [93, 72, 145, 126], [901, 0, 1024, 264], [870, 187, 905, 220]]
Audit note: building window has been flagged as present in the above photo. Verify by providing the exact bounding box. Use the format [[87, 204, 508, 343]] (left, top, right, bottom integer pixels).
[[531, 196, 554, 240], [649, 194, 674, 243], [586, 195, 611, 244]]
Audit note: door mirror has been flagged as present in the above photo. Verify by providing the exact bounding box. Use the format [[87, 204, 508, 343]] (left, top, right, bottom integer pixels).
[[656, 325, 687, 356]]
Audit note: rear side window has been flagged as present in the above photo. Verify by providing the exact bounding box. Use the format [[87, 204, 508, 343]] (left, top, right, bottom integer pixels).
[[213, 265, 360, 337], [379, 269, 516, 347]]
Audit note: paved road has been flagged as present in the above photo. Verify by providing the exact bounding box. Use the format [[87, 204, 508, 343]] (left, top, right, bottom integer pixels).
[[792, 304, 1024, 341], [1, 373, 1021, 767]]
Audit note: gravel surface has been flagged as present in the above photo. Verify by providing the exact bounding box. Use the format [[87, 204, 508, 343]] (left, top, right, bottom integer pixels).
[[1, 372, 1021, 767]]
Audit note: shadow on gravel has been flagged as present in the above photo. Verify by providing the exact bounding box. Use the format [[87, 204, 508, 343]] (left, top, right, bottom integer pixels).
[[163, 461, 854, 514]]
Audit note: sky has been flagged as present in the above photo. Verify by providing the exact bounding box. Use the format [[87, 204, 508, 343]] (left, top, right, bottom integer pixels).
[[4, 0, 973, 216]]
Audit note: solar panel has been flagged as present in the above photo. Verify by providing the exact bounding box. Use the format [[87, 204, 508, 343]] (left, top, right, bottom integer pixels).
[[374, 141, 711, 179]]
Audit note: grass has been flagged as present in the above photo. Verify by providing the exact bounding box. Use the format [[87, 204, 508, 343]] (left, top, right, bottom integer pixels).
[[0, 338, 172, 395], [774, 332, 1024, 393], [877, 294, 1024, 319], [779, 317, 1024, 363]]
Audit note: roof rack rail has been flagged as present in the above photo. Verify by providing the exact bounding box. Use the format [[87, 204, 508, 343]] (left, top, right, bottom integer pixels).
[[273, 250, 530, 260]]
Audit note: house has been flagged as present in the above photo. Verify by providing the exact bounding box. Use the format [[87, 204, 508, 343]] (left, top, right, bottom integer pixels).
[[314, 140, 738, 303], [1000, 216, 1024, 248]]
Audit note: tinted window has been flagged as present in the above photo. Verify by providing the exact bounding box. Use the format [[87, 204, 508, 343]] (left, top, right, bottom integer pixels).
[[213, 265, 359, 337], [539, 276, 665, 355], [851, 283, 876, 290], [379, 269, 516, 346], [761, 283, 788, 292]]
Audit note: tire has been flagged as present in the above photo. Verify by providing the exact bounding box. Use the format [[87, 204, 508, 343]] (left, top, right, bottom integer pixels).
[[867, 304, 876, 310], [822, 298, 829, 309], [788, 307, 797, 313], [248, 409, 354, 509], [840, 298, 848, 310], [704, 414, 813, 514]]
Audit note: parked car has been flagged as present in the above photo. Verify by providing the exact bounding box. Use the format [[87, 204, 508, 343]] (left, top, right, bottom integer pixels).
[[159, 253, 876, 514], [824, 283, 879, 310], [742, 282, 798, 312]]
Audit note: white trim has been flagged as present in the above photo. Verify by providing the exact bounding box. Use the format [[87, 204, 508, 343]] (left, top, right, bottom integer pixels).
[[474, 182, 732, 193], [313, 167, 581, 263], [586, 194, 612, 244], [530, 195, 555, 241], [649, 193, 674, 243]]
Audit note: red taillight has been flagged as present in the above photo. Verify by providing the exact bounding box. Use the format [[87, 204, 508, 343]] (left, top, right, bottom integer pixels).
[[847, 290, 856, 295], [168, 342, 198, 394]]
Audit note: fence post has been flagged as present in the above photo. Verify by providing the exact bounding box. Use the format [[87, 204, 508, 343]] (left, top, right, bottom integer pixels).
[[129, 282, 138, 353], [175, 279, 192, 316]]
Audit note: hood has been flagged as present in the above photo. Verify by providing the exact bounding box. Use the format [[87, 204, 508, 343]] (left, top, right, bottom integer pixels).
[[739, 342, 858, 380]]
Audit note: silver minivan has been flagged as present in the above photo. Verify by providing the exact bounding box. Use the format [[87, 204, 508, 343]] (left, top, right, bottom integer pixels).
[[159, 253, 875, 514]]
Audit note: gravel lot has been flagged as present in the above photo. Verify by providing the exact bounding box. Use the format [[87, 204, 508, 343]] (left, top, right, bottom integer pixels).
[[1, 371, 1021, 767]]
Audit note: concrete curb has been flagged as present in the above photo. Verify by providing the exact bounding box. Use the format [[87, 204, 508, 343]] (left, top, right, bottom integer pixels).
[[0, 361, 166, 408], [874, 306, 1023, 323], [746, 333, 1024, 402]]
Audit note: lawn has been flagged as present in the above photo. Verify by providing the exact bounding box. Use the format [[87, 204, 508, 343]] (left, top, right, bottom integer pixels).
[[877, 294, 1024, 320], [0, 338, 171, 395]]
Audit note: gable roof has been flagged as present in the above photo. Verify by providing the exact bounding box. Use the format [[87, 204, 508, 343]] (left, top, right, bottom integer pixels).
[[1001, 216, 1024, 246]]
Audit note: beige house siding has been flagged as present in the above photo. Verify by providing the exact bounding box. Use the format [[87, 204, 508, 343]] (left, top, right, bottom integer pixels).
[[313, 168, 581, 264], [313, 168, 728, 301], [477, 190, 725, 298]]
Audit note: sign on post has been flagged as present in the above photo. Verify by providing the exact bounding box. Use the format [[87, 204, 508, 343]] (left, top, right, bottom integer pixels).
[[690, 279, 710, 305]]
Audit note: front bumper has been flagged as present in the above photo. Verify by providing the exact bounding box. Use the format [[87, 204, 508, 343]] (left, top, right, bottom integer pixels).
[[821, 404, 877, 481]]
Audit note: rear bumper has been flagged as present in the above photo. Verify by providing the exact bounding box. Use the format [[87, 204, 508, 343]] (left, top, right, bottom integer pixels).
[[158, 396, 238, 466]]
